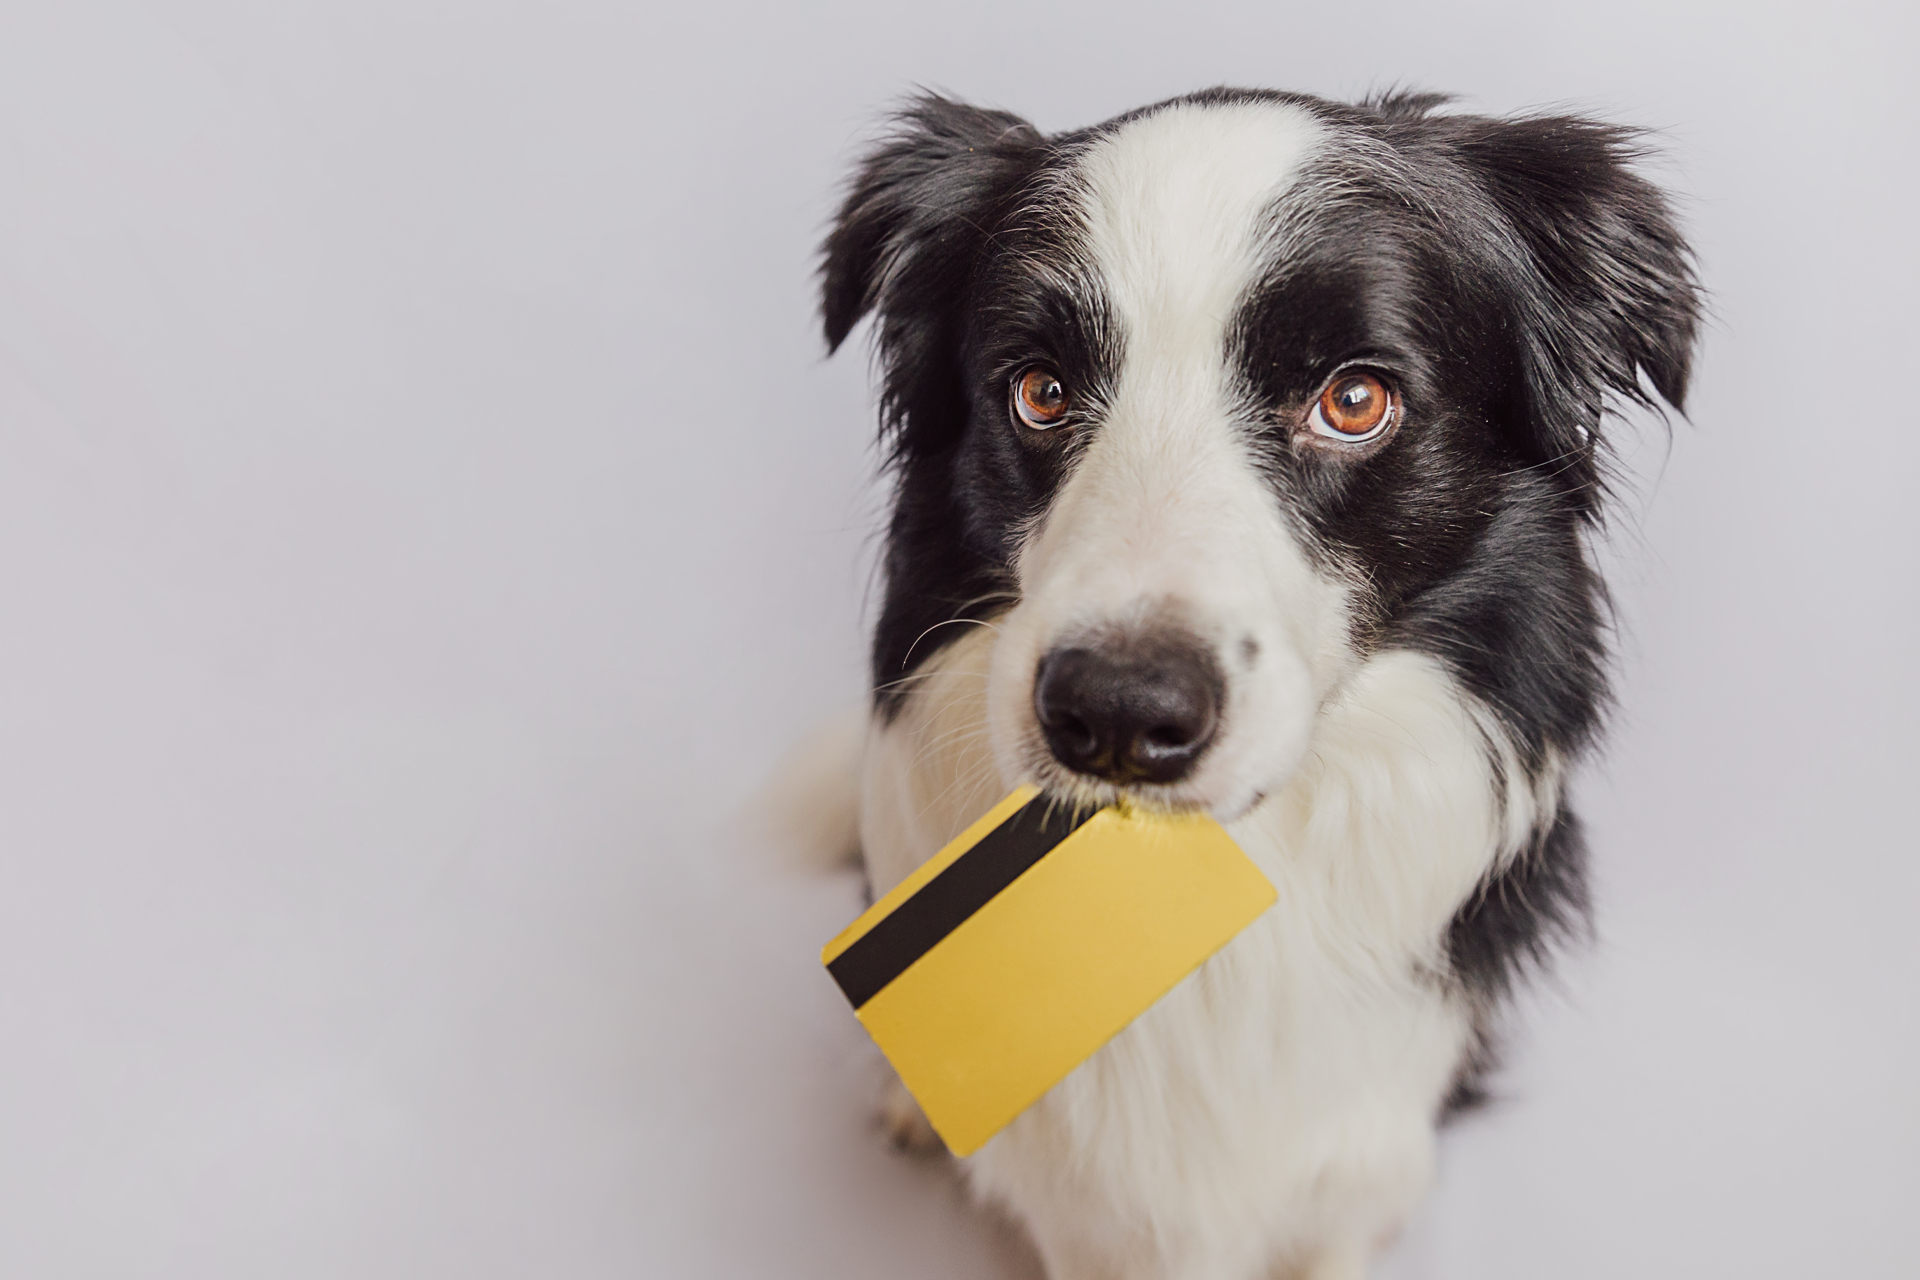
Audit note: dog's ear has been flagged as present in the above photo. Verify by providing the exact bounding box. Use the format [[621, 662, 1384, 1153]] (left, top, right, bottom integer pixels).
[[1449, 115, 1702, 503], [821, 94, 1042, 355]]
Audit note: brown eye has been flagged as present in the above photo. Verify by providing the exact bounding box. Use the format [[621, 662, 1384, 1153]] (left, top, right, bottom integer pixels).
[[1013, 366, 1070, 429], [1309, 371, 1397, 442]]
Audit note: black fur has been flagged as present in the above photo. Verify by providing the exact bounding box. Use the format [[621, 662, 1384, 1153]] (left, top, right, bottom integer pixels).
[[820, 89, 1699, 1083], [1448, 807, 1594, 1000]]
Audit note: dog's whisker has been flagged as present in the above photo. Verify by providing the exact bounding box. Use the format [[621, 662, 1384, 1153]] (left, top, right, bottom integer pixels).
[[898, 616, 1006, 671]]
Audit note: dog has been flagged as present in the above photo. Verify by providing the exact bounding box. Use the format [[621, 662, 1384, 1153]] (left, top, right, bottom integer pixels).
[[812, 87, 1699, 1280]]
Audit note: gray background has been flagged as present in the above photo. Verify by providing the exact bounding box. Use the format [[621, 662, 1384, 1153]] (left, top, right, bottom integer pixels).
[[1, 1, 1914, 1276]]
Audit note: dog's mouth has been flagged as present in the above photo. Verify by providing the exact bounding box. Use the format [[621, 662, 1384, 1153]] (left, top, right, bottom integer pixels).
[[1022, 765, 1198, 818], [1018, 709, 1254, 826]]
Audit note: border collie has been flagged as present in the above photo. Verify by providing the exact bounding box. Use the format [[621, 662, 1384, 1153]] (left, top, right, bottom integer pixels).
[[812, 88, 1699, 1280]]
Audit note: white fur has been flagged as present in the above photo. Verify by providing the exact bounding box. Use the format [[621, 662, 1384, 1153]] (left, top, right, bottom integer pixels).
[[854, 101, 1555, 1280], [864, 634, 1534, 1278]]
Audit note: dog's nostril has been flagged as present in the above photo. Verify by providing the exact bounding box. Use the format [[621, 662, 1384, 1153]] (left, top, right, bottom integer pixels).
[[1145, 724, 1190, 749], [1056, 713, 1097, 755], [1033, 632, 1222, 786]]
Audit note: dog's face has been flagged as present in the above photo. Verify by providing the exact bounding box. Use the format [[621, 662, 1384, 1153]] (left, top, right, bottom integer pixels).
[[823, 91, 1696, 820]]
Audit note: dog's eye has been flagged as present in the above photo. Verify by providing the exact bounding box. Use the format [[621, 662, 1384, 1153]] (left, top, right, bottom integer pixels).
[[1012, 367, 1070, 429], [1308, 372, 1397, 443]]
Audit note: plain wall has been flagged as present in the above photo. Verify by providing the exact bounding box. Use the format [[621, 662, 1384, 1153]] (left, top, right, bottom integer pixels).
[[0, 1, 1914, 1276]]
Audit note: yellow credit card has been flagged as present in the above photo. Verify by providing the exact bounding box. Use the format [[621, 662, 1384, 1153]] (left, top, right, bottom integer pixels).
[[821, 785, 1277, 1156]]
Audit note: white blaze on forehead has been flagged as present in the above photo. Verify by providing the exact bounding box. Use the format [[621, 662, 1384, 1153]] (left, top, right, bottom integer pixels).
[[1018, 97, 1330, 602], [1075, 100, 1322, 366]]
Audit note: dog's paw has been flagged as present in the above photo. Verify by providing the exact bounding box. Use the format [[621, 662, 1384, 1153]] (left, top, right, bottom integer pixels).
[[740, 706, 866, 873], [876, 1076, 945, 1156]]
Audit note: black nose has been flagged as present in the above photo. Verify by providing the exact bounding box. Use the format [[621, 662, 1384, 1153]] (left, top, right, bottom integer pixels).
[[1033, 633, 1222, 785]]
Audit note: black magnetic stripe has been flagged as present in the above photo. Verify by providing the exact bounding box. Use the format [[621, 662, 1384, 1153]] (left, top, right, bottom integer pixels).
[[827, 796, 1096, 1009]]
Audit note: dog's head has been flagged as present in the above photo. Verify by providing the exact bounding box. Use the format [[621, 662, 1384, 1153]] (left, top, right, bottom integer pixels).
[[822, 90, 1698, 820]]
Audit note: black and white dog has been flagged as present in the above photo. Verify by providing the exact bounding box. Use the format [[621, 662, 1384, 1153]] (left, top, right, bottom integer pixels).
[[814, 88, 1699, 1280]]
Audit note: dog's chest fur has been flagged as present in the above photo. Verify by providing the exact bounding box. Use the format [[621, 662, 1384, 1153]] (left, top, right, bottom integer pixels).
[[862, 630, 1542, 1275]]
